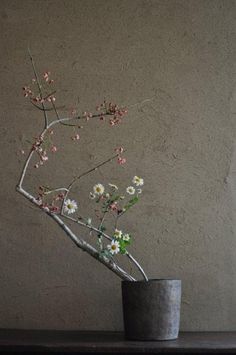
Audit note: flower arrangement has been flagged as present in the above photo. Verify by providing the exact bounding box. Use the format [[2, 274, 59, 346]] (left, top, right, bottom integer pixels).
[[16, 51, 148, 282]]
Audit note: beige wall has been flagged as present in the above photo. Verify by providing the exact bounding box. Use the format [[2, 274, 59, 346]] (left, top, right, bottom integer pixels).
[[1, 0, 236, 330]]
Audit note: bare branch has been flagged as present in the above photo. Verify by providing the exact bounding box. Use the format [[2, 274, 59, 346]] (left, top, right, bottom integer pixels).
[[28, 48, 49, 128]]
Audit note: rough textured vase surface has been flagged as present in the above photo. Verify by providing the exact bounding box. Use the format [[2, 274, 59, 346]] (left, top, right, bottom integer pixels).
[[122, 279, 181, 341]]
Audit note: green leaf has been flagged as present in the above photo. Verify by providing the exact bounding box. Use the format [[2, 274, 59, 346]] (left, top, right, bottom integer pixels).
[[100, 249, 112, 259], [118, 239, 129, 254], [123, 196, 139, 212]]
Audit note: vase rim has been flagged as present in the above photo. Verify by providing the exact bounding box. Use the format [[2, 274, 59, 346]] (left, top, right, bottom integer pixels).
[[122, 278, 181, 283]]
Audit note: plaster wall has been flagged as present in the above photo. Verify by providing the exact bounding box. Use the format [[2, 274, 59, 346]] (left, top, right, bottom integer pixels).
[[1, 0, 236, 330]]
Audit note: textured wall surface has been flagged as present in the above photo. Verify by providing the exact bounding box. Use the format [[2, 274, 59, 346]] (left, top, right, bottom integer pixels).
[[1, 0, 236, 331]]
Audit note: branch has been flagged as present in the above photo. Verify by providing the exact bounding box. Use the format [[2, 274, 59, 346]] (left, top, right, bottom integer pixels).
[[68, 153, 121, 191], [61, 213, 148, 281], [28, 48, 49, 128], [60, 152, 121, 214], [96, 211, 107, 250], [16, 186, 135, 281]]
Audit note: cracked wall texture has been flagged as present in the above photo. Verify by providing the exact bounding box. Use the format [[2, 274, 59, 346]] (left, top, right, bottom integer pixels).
[[1, 0, 236, 330]]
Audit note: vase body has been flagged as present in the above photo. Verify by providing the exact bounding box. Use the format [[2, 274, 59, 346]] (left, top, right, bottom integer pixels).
[[122, 279, 181, 341]]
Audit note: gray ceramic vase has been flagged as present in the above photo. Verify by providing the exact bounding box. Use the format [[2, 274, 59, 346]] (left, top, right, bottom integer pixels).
[[122, 279, 181, 341]]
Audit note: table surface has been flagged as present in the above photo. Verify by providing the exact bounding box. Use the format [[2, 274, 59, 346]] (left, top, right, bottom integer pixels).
[[0, 329, 236, 353]]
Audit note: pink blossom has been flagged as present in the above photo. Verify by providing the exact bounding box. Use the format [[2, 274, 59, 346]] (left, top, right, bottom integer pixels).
[[51, 145, 57, 153], [115, 146, 124, 154], [47, 96, 56, 102], [49, 205, 59, 213], [41, 155, 48, 162], [117, 157, 126, 165], [83, 112, 93, 121], [72, 134, 80, 141], [22, 86, 33, 97], [43, 71, 50, 82], [110, 202, 118, 211]]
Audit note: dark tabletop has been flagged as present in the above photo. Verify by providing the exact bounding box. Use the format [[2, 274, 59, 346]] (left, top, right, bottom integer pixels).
[[0, 329, 236, 353]]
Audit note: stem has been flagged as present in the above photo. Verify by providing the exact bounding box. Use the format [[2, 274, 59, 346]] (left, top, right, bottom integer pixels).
[[16, 186, 135, 281], [61, 152, 121, 214], [43, 187, 69, 195], [97, 211, 107, 250], [68, 153, 120, 191], [62, 213, 148, 281], [17, 149, 35, 188], [28, 48, 48, 129]]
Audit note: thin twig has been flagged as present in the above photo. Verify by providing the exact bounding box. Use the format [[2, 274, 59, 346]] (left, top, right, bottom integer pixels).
[[97, 211, 107, 250], [60, 152, 121, 214], [28, 48, 49, 128], [68, 153, 120, 190]]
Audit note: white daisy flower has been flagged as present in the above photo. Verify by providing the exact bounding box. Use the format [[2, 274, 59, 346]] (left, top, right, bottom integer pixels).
[[123, 233, 130, 241], [93, 183, 105, 195], [132, 176, 144, 186], [107, 240, 120, 255], [126, 186, 135, 195], [113, 229, 122, 239], [64, 199, 78, 214], [108, 183, 118, 190]]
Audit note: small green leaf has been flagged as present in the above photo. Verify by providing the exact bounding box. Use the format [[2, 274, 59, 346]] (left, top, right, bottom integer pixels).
[[100, 249, 112, 259], [123, 196, 139, 212]]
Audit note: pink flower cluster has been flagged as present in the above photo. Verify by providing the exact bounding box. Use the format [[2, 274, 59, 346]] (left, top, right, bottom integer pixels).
[[82, 111, 93, 121], [96, 101, 128, 125], [22, 71, 56, 104], [36, 187, 65, 213], [32, 130, 57, 168], [115, 146, 126, 165], [43, 71, 54, 84], [71, 133, 80, 141], [22, 86, 33, 98]]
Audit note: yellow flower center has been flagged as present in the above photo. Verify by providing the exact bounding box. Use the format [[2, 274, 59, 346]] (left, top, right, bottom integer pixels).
[[68, 204, 73, 209], [111, 245, 116, 250]]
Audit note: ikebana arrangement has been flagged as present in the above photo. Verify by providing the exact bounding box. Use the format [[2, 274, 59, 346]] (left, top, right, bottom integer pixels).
[[16, 52, 181, 341], [16, 51, 148, 282]]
